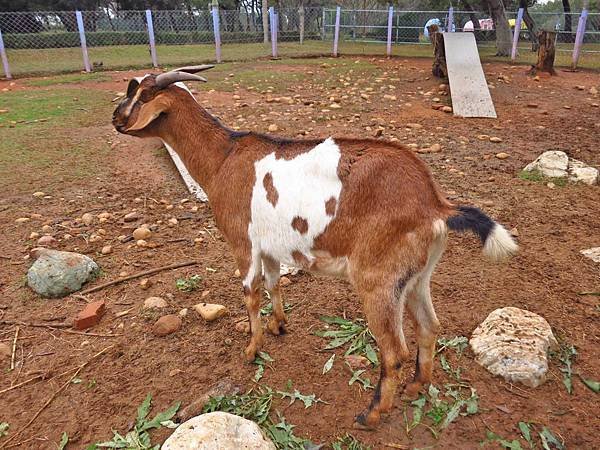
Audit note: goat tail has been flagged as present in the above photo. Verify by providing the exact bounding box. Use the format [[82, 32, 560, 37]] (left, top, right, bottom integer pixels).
[[445, 205, 518, 261]]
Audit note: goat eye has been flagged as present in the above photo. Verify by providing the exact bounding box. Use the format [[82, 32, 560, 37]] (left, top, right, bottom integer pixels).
[[126, 80, 140, 97]]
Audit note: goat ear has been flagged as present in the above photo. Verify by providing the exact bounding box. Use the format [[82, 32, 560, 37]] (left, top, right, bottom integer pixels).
[[126, 95, 171, 132]]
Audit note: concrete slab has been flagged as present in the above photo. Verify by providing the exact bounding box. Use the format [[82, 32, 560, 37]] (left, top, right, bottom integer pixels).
[[443, 32, 497, 118]]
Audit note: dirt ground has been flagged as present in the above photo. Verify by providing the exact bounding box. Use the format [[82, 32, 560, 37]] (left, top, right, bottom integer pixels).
[[0, 57, 599, 449]]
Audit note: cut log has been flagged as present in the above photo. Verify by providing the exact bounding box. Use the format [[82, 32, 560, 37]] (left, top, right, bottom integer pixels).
[[428, 25, 447, 78], [530, 30, 557, 75]]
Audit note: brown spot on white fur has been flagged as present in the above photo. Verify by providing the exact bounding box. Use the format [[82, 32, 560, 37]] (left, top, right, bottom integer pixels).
[[291, 216, 309, 234], [325, 197, 337, 216], [263, 172, 278, 207]]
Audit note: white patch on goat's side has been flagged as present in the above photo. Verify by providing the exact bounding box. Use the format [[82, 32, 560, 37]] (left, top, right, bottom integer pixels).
[[244, 138, 343, 286], [432, 218, 447, 237]]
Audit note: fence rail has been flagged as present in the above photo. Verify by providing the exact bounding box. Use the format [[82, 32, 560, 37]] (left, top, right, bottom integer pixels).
[[0, 7, 598, 78]]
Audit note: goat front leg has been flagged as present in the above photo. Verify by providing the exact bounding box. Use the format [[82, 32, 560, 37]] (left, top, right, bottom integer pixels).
[[262, 255, 288, 336], [239, 253, 264, 362]]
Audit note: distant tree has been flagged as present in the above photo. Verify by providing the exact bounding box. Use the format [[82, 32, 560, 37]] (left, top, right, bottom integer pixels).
[[485, 0, 513, 55]]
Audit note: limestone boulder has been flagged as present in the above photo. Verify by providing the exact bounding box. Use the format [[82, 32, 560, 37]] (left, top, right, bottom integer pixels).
[[523, 151, 568, 178]]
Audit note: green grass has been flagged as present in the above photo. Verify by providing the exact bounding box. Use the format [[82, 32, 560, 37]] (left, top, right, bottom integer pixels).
[[25, 72, 111, 87], [518, 169, 568, 187], [6, 39, 598, 78]]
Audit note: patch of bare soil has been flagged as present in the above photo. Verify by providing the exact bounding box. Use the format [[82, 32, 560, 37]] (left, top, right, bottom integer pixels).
[[1, 57, 599, 449]]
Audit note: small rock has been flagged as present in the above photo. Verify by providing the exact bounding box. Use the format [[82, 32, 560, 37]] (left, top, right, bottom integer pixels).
[[489, 137, 503, 143], [526, 103, 538, 108], [81, 213, 94, 226], [163, 412, 275, 450], [41, 225, 53, 233], [510, 227, 519, 237], [580, 247, 600, 263], [132, 227, 152, 240], [140, 278, 152, 290], [329, 103, 341, 109], [136, 239, 148, 247], [267, 124, 278, 132], [234, 269, 241, 277], [179, 308, 188, 318], [124, 211, 141, 222], [547, 182, 556, 189], [37, 235, 57, 247], [477, 134, 490, 141], [144, 296, 168, 309], [235, 321, 250, 334], [568, 158, 598, 185], [523, 151, 569, 178], [193, 303, 229, 322], [470, 307, 557, 388], [590, 87, 598, 95], [429, 143, 442, 153], [32, 191, 45, 198], [15, 217, 30, 223], [168, 217, 178, 227], [280, 276, 292, 287], [101, 245, 112, 255], [73, 300, 106, 330], [406, 123, 423, 129], [495, 152, 510, 160], [152, 315, 182, 336], [442, 106, 452, 113], [576, 85, 585, 91], [29, 231, 40, 240]]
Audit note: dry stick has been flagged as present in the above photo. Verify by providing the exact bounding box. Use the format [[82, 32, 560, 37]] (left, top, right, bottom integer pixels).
[[79, 260, 198, 295], [10, 327, 19, 371], [0, 320, 71, 329], [0, 345, 115, 448], [47, 327, 122, 338]]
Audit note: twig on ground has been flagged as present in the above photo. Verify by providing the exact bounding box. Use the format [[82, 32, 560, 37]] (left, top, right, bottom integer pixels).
[[1, 320, 71, 329], [71, 294, 92, 303], [79, 260, 198, 295], [10, 327, 19, 370], [0, 345, 115, 448], [47, 327, 122, 338], [503, 385, 529, 399]]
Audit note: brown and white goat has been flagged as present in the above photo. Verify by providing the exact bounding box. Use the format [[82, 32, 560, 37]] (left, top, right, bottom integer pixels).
[[112, 65, 518, 429]]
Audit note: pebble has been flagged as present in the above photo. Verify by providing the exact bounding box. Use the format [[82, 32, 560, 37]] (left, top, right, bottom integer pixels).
[[32, 191, 45, 198], [547, 182, 556, 189], [152, 315, 182, 336], [510, 227, 519, 237], [41, 225, 53, 233], [179, 308, 188, 318], [132, 227, 152, 240], [268, 124, 279, 132], [81, 213, 94, 226], [406, 123, 423, 129], [429, 143, 442, 153], [193, 303, 229, 322], [37, 235, 56, 246], [101, 245, 112, 255], [167, 217, 178, 227], [329, 103, 341, 109], [442, 106, 452, 113], [144, 296, 168, 309], [280, 276, 292, 286], [590, 87, 598, 95], [124, 211, 141, 222], [140, 278, 152, 290], [136, 239, 148, 247], [29, 231, 40, 239], [495, 152, 510, 160], [235, 321, 250, 334], [489, 137, 503, 143], [15, 217, 30, 223]]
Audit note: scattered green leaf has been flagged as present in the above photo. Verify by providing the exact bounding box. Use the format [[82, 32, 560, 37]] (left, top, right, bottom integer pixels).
[[579, 375, 600, 393], [437, 336, 468, 357], [0, 423, 8, 438], [332, 432, 371, 450], [348, 368, 374, 390], [58, 432, 69, 450], [539, 426, 565, 450], [323, 354, 335, 374], [253, 351, 275, 382], [175, 274, 202, 292]]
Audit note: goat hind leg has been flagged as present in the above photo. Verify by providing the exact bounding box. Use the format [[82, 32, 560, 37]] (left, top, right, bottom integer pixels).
[[240, 255, 264, 362], [262, 256, 288, 336]]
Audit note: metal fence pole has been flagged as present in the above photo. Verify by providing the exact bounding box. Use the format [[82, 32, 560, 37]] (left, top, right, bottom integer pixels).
[[333, 6, 341, 57], [386, 6, 394, 56], [269, 7, 277, 58], [511, 8, 524, 61], [211, 3, 222, 63], [0, 27, 11, 79], [299, 5, 305, 44], [448, 6, 454, 32], [572, 9, 588, 68], [146, 10, 158, 68], [75, 10, 91, 73], [274, 11, 278, 54]]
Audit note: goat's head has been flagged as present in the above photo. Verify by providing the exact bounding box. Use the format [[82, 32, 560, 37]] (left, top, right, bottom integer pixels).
[[112, 64, 213, 137]]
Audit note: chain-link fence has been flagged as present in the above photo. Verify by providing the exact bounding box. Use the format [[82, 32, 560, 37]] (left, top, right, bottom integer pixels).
[[0, 7, 598, 78]]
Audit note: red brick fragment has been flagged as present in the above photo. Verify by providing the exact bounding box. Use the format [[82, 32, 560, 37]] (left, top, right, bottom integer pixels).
[[73, 300, 106, 330]]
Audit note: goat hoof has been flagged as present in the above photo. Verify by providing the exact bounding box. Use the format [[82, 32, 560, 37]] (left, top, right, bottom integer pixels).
[[353, 411, 379, 431], [267, 317, 287, 336], [402, 381, 423, 401], [244, 340, 263, 362]]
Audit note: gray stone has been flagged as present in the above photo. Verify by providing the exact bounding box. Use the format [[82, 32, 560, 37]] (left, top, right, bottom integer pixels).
[[523, 151, 568, 178], [580, 247, 600, 263], [162, 412, 275, 450], [568, 158, 598, 185], [470, 307, 557, 388], [27, 248, 99, 298]]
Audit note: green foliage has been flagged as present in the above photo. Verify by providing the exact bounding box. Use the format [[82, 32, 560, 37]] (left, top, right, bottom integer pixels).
[[260, 302, 293, 317], [437, 336, 469, 357], [0, 423, 8, 438], [58, 432, 69, 450], [253, 351, 275, 383], [87, 394, 180, 450], [518, 170, 567, 187], [175, 274, 202, 292], [482, 422, 565, 450], [556, 344, 577, 394], [316, 316, 379, 366], [277, 381, 325, 409], [579, 375, 600, 393], [322, 354, 335, 374], [404, 383, 478, 438], [348, 368, 374, 390], [332, 433, 371, 450]]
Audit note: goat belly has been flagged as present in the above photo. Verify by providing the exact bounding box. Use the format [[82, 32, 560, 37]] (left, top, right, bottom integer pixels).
[[248, 138, 344, 272]]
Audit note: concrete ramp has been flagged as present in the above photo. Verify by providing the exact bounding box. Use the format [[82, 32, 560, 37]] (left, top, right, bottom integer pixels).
[[443, 32, 497, 118]]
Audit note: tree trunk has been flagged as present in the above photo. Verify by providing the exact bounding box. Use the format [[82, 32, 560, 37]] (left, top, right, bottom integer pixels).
[[562, 0, 572, 42], [428, 25, 447, 78], [530, 31, 557, 75], [462, 0, 482, 41], [262, 0, 269, 43], [487, 0, 512, 56], [519, 0, 539, 51]]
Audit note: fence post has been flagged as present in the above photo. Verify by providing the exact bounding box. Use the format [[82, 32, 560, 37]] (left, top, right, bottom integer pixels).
[[511, 8, 524, 61], [299, 5, 305, 44], [75, 10, 91, 73], [211, 1, 222, 63], [269, 7, 278, 58], [146, 10, 158, 68], [386, 6, 393, 56], [447, 7, 454, 32], [0, 27, 11, 80], [333, 6, 341, 57], [572, 9, 588, 68]]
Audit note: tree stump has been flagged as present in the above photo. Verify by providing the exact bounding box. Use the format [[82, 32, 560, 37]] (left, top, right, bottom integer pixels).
[[428, 25, 447, 78], [530, 30, 557, 76]]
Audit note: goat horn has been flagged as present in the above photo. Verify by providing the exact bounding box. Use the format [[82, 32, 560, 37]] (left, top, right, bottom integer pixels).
[[172, 64, 215, 74], [155, 71, 207, 89]]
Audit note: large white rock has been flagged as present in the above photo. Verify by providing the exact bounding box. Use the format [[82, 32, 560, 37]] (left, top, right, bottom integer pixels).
[[470, 307, 558, 388], [581, 247, 600, 263], [523, 151, 568, 178], [568, 158, 599, 185], [162, 412, 275, 450]]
